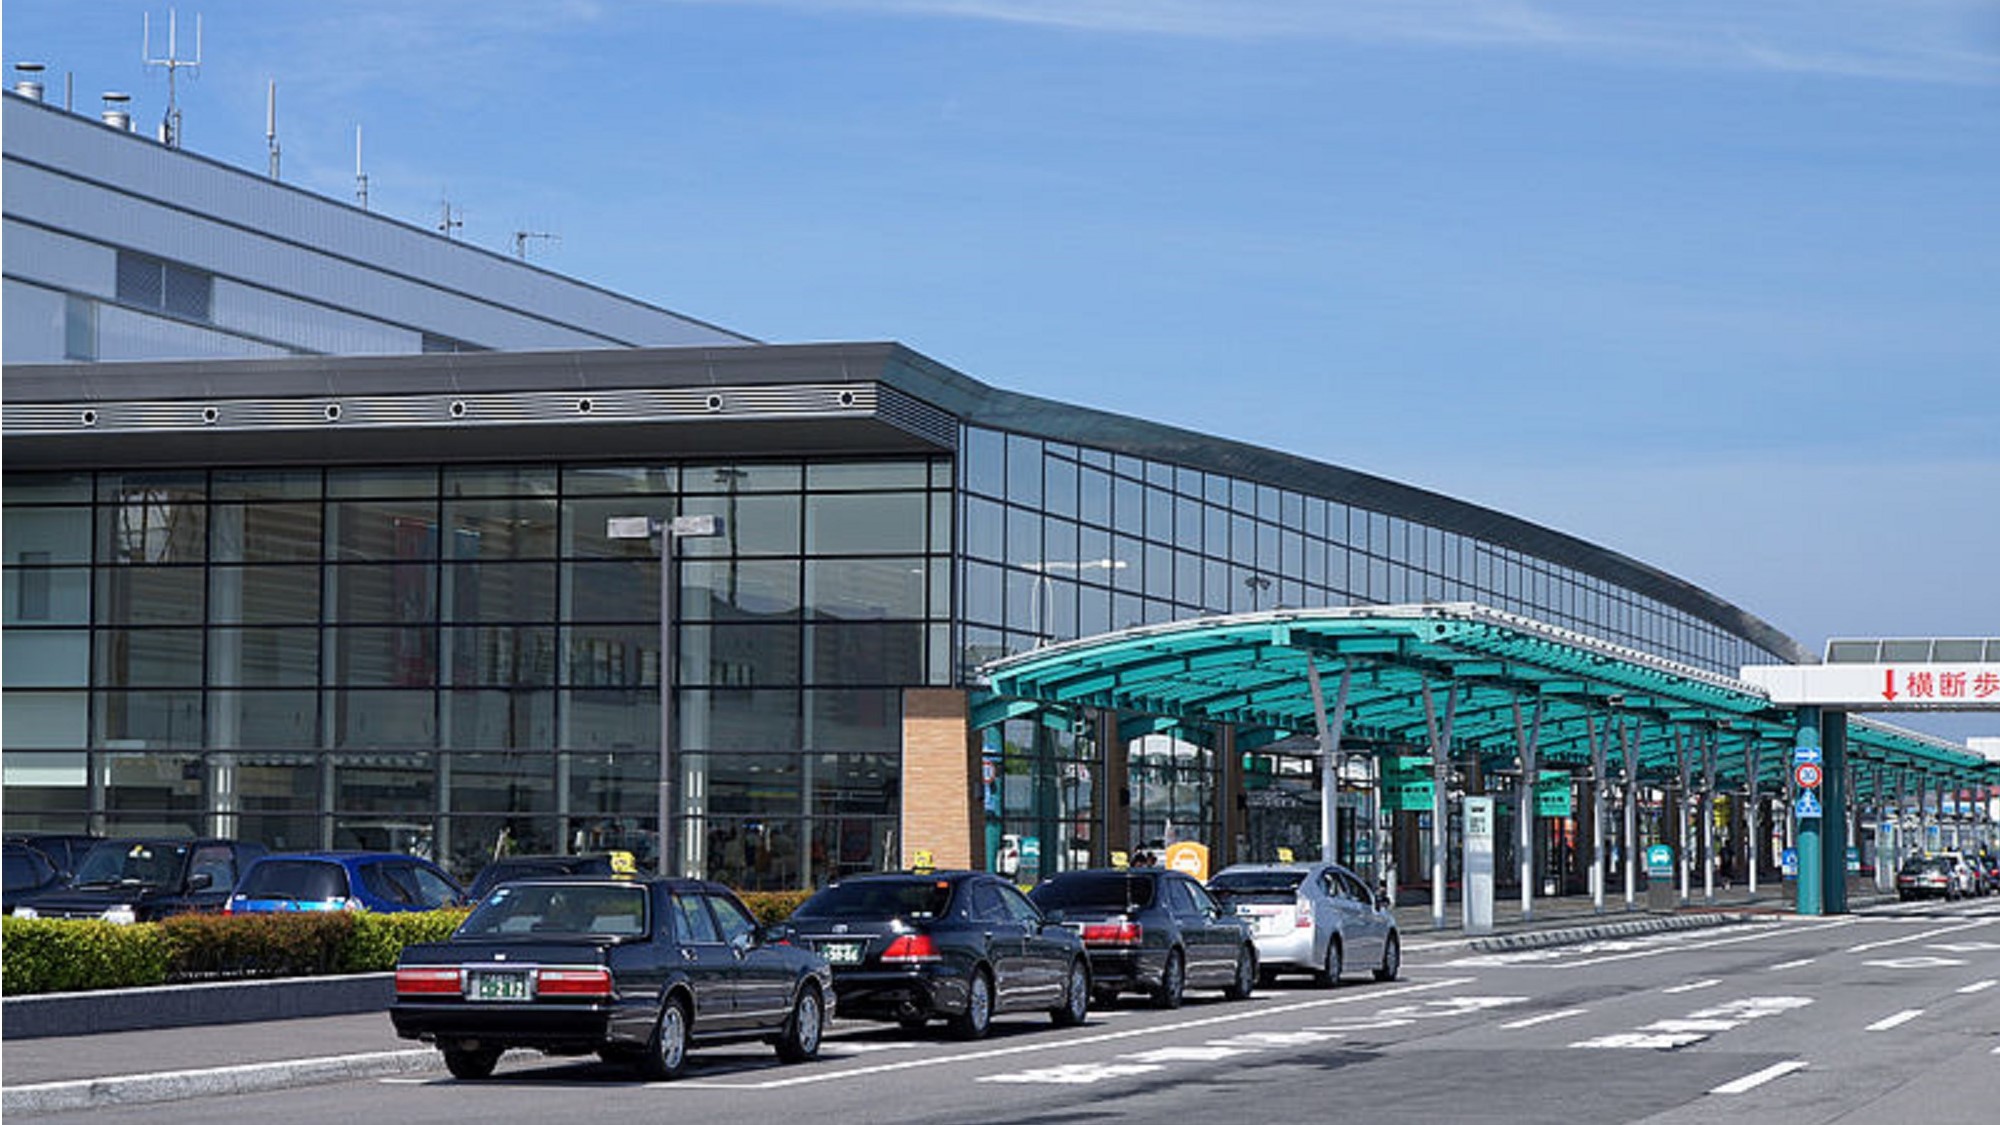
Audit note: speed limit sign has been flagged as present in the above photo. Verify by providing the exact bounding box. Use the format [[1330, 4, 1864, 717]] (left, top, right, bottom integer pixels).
[[1795, 762, 1823, 789]]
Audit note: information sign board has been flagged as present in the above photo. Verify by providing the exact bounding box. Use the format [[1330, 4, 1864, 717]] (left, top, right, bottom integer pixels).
[[1645, 843, 1674, 878]]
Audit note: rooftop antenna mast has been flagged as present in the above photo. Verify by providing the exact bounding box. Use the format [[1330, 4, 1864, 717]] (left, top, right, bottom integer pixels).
[[512, 230, 559, 260], [264, 80, 280, 179], [354, 126, 369, 209], [143, 9, 202, 148], [438, 198, 463, 240]]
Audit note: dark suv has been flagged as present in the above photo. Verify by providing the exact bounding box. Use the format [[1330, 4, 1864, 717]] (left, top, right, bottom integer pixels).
[[11, 837, 265, 922]]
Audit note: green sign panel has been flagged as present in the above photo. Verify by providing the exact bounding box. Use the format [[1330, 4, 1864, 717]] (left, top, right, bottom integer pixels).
[[1533, 770, 1572, 819], [1382, 779, 1435, 811]]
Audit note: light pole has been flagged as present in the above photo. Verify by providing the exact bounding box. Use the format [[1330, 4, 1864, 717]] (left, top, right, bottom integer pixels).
[[1025, 558, 1128, 646], [608, 512, 724, 876]]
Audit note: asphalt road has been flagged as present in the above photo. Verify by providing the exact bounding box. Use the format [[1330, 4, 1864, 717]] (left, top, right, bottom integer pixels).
[[13, 898, 1999, 1124]]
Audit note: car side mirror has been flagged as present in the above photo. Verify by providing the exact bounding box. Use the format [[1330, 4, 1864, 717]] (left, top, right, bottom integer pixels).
[[1041, 909, 1066, 925], [187, 872, 213, 892], [757, 922, 796, 946]]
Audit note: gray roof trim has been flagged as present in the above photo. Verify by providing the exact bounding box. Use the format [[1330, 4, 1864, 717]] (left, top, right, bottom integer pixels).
[[2, 341, 1804, 660]]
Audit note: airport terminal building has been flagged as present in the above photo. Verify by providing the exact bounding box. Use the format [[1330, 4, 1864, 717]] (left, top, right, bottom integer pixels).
[[4, 88, 1988, 892]]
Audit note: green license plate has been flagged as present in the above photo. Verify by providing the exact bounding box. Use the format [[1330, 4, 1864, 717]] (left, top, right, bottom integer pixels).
[[470, 971, 533, 1001], [820, 941, 863, 965]]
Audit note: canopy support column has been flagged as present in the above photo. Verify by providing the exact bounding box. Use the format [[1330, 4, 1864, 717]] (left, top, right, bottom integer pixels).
[[1590, 714, 1608, 914], [1675, 729, 1692, 906], [1515, 698, 1545, 923], [1423, 680, 1460, 931], [1701, 729, 1718, 904], [1621, 716, 1638, 912], [1745, 741, 1761, 897], [1303, 657, 1351, 866]]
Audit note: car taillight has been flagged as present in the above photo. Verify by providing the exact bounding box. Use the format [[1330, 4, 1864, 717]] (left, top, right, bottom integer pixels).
[[536, 968, 614, 996], [1295, 899, 1314, 928], [880, 934, 943, 963], [1080, 920, 1143, 946], [395, 967, 463, 995]]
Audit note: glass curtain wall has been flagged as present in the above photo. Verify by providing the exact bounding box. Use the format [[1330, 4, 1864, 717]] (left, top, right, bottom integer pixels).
[[1, 457, 952, 886]]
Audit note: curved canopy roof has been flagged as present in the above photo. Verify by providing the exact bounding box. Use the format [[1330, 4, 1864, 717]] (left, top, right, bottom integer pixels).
[[979, 604, 1998, 792]]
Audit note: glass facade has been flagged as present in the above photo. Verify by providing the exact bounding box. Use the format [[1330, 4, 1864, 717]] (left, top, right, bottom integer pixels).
[[956, 424, 1793, 879], [2, 459, 951, 884]]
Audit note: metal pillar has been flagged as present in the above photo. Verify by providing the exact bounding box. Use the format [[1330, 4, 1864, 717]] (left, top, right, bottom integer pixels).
[[1675, 729, 1692, 906], [1590, 714, 1608, 914], [1515, 698, 1544, 922], [1820, 712, 1848, 913], [1303, 658, 1351, 865], [1621, 717, 1638, 911], [1423, 681, 1459, 931], [1745, 741, 1761, 897], [1701, 730, 1717, 903]]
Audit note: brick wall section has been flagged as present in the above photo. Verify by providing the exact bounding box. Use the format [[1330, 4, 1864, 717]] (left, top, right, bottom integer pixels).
[[901, 688, 978, 870]]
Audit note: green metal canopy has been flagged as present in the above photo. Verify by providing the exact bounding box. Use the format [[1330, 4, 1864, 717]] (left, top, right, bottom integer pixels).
[[978, 603, 1999, 791]]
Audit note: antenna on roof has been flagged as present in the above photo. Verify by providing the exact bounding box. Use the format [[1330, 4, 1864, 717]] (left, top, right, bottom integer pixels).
[[265, 80, 280, 180], [512, 230, 559, 260], [354, 125, 369, 209], [438, 198, 463, 239], [143, 9, 202, 148]]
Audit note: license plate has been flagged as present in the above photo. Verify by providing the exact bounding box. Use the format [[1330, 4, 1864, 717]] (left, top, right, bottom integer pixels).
[[820, 941, 863, 965], [469, 971, 533, 1001]]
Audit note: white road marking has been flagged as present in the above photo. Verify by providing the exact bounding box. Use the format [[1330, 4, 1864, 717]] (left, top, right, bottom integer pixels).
[[1572, 1031, 1706, 1050], [821, 1041, 926, 1055], [1929, 941, 2000, 953], [1685, 997, 1813, 1020], [1864, 1009, 1924, 1032], [1768, 958, 1815, 971], [981, 1062, 1164, 1085], [1572, 996, 1812, 1052], [674, 976, 1473, 1089], [1710, 1059, 1808, 1095], [1559, 919, 1853, 969], [1957, 979, 1997, 994], [1846, 917, 1994, 954], [1663, 979, 1720, 994], [1499, 1008, 1587, 1030], [1208, 1031, 1341, 1047], [1863, 956, 1967, 969], [1122, 1045, 1257, 1063], [1640, 1019, 1738, 1034]]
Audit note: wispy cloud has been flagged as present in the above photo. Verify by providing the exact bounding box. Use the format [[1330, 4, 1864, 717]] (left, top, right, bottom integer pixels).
[[677, 0, 2000, 84]]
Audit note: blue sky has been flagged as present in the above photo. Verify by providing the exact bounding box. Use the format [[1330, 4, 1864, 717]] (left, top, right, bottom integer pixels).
[[8, 2, 1996, 736]]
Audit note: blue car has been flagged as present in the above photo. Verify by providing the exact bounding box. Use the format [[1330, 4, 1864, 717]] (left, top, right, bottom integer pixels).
[[228, 851, 466, 914]]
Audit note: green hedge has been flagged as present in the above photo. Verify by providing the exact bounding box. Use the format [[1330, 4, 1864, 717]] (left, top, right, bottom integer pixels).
[[3, 886, 812, 996]]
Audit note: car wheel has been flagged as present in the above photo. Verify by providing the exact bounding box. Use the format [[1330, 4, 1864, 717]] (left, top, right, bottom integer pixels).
[[1222, 945, 1256, 1000], [1373, 932, 1401, 982], [1316, 938, 1344, 987], [948, 969, 994, 1040], [1152, 949, 1186, 1010], [776, 982, 825, 1063], [636, 994, 692, 1081], [1051, 959, 1090, 1027], [442, 1044, 501, 1081]]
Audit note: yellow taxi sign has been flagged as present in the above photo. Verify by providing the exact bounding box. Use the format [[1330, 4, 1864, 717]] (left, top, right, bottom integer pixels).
[[1275, 846, 1295, 863], [911, 849, 936, 875], [1163, 841, 1210, 882], [1110, 850, 1130, 870], [607, 850, 637, 877]]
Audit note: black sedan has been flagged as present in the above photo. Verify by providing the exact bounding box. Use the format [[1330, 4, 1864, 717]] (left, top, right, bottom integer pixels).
[[788, 870, 1091, 1039], [1028, 868, 1257, 1008], [391, 877, 831, 1081]]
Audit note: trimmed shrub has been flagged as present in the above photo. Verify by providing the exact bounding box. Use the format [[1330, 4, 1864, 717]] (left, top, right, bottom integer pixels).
[[162, 911, 356, 979], [1, 917, 173, 995], [336, 908, 469, 973], [738, 889, 812, 924]]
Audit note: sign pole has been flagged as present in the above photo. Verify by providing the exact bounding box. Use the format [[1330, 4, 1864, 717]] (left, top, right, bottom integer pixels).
[[1795, 710, 1824, 916]]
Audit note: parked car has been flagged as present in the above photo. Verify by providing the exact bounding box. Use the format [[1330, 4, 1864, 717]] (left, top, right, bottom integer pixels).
[[392, 877, 830, 1080], [1207, 861, 1400, 986], [1895, 854, 1960, 901], [1938, 852, 1983, 898], [228, 851, 466, 914], [10, 837, 265, 922], [3, 833, 103, 881], [3, 841, 67, 913], [1028, 868, 1257, 1008], [466, 851, 636, 902], [788, 870, 1091, 1039]]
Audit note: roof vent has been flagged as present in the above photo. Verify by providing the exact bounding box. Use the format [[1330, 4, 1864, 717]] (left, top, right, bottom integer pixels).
[[100, 91, 133, 131], [13, 61, 46, 102]]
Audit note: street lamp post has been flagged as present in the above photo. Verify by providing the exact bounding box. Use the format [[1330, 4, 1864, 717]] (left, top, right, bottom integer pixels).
[[1025, 558, 1128, 646], [609, 512, 724, 877]]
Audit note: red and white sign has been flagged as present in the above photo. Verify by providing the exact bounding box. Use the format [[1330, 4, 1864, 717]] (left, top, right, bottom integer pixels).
[[1794, 762, 1823, 789], [1741, 663, 2000, 710]]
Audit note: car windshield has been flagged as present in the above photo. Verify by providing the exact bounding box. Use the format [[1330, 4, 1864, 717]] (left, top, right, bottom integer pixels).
[[457, 883, 648, 937], [70, 841, 188, 888], [1029, 872, 1155, 911], [1208, 870, 1307, 896], [794, 879, 956, 921], [237, 860, 350, 901]]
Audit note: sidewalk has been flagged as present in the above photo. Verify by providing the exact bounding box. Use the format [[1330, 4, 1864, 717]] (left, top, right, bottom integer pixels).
[[2, 887, 1851, 1115]]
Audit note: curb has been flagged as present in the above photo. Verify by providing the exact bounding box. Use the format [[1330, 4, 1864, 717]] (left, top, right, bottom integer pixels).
[[1466, 911, 1751, 952], [1, 1048, 444, 1115], [2, 973, 394, 1040]]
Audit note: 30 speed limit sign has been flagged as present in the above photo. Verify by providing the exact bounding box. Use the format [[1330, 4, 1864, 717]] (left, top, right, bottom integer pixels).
[[1794, 762, 1823, 789]]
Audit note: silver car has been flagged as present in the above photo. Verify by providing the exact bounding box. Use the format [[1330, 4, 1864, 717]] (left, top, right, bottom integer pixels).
[[1208, 862, 1399, 986]]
